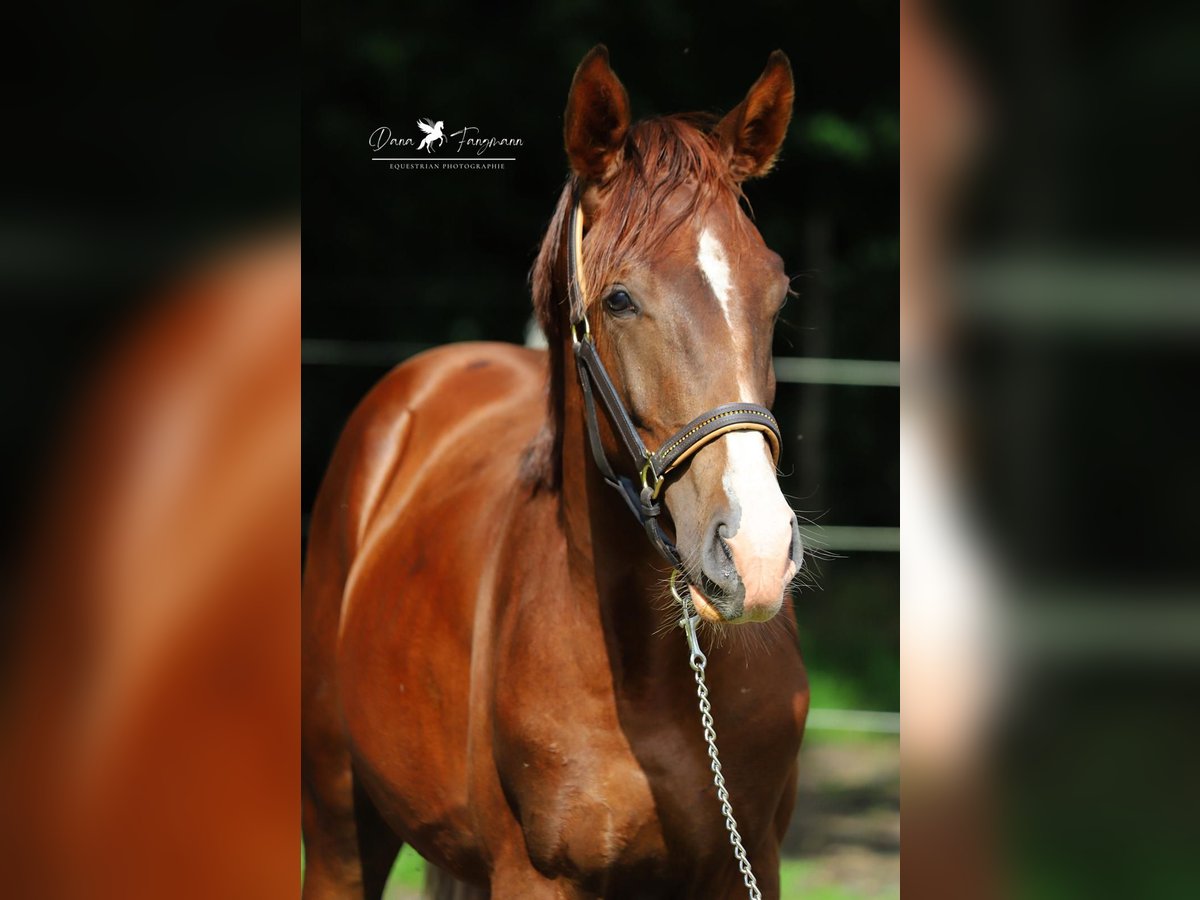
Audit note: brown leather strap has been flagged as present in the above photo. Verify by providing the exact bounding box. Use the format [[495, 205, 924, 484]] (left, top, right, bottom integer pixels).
[[650, 404, 780, 482], [575, 338, 652, 465]]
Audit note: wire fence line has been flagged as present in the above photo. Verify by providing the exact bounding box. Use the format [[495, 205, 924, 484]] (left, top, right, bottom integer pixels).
[[806, 708, 900, 734], [772, 356, 899, 387], [304, 339, 901, 554], [301, 339, 432, 367], [302, 340, 901, 389], [803, 525, 900, 553]]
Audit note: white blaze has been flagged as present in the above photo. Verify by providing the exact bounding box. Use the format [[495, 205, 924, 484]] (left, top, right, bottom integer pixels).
[[698, 228, 734, 321], [697, 228, 797, 610], [698, 228, 751, 398], [720, 432, 797, 607]]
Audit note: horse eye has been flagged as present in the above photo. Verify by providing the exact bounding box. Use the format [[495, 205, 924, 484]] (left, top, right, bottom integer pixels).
[[603, 290, 636, 316]]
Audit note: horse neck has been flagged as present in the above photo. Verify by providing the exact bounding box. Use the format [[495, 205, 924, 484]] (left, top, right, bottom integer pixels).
[[532, 199, 680, 680], [552, 329, 680, 680]]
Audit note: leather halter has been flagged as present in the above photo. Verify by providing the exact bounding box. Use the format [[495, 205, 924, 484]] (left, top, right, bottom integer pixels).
[[566, 192, 783, 568]]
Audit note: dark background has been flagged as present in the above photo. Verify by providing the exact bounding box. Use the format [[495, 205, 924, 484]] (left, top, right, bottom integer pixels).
[[303, 0, 898, 710], [0, 0, 298, 607]]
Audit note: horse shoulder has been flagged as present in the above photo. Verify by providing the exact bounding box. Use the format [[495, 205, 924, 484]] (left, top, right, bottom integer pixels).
[[485, 557, 669, 881], [316, 342, 548, 868]]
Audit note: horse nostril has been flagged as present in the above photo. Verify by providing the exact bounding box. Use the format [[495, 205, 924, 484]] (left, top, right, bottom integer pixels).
[[716, 533, 734, 566], [788, 519, 803, 570], [704, 523, 739, 589]]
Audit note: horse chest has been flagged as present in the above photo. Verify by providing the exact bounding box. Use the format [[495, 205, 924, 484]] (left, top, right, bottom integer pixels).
[[494, 672, 801, 887], [490, 556, 806, 885]]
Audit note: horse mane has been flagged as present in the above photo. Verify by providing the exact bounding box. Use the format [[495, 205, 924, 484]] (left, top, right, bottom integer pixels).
[[520, 114, 746, 491]]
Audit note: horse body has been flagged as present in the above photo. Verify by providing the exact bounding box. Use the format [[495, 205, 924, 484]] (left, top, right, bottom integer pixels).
[[304, 341, 807, 898], [304, 46, 811, 899]]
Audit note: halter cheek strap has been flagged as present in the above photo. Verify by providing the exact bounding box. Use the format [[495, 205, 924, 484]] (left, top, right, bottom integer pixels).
[[566, 193, 783, 568]]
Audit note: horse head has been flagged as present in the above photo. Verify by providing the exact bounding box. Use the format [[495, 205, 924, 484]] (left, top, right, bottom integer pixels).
[[550, 46, 801, 624]]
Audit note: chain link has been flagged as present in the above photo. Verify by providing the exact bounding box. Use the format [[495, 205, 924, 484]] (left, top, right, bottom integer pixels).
[[671, 571, 763, 900]]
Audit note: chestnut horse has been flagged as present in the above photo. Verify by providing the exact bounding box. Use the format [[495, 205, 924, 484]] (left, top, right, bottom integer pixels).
[[302, 46, 809, 899]]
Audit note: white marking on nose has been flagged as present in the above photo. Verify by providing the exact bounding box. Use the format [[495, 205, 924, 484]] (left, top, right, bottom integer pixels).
[[698, 228, 751, 398], [721, 431, 798, 616]]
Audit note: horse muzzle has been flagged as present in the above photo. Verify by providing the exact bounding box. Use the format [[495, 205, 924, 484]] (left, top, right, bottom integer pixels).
[[686, 511, 801, 624]]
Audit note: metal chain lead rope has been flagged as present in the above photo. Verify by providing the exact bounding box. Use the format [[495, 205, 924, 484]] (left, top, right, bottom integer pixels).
[[670, 570, 763, 900]]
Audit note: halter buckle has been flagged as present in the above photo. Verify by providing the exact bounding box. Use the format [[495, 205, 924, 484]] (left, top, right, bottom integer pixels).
[[570, 315, 591, 345], [640, 457, 664, 500]]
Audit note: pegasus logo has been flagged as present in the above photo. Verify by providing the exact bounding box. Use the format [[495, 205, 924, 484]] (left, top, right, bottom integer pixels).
[[417, 119, 446, 153]]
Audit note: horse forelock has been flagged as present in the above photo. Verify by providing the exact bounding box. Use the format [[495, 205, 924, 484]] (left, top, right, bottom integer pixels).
[[581, 115, 747, 308]]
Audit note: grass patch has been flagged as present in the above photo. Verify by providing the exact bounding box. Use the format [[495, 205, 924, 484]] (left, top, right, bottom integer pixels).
[[377, 852, 894, 899], [780, 859, 899, 900], [380, 845, 426, 897]]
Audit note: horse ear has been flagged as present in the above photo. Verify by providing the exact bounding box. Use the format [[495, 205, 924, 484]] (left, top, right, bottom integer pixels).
[[564, 45, 631, 183], [716, 50, 795, 181]]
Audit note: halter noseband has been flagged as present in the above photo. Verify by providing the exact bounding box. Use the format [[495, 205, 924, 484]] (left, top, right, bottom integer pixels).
[[566, 193, 783, 568]]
